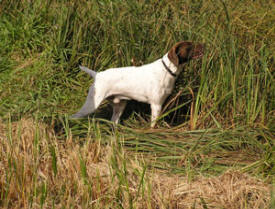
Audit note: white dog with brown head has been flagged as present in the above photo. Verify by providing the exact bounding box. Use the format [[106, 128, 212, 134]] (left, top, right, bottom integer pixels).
[[71, 41, 204, 127]]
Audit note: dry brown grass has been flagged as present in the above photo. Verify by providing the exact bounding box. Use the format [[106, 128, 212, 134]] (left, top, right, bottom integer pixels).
[[0, 118, 272, 208]]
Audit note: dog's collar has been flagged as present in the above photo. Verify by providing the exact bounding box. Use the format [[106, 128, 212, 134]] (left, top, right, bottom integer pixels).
[[161, 59, 177, 77]]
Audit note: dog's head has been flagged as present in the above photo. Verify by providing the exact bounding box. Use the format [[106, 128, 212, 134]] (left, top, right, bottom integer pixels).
[[168, 41, 204, 66]]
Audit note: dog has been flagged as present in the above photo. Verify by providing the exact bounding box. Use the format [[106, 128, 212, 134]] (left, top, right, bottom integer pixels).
[[71, 41, 204, 127]]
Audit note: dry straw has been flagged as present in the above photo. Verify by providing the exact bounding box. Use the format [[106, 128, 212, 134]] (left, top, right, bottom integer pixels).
[[0, 118, 271, 208]]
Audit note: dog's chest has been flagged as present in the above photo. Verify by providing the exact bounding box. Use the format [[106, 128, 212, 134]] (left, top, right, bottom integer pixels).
[[152, 72, 175, 102], [160, 78, 175, 95]]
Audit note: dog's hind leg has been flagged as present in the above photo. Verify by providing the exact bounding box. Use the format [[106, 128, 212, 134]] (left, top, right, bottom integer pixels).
[[111, 100, 127, 124], [71, 86, 105, 118]]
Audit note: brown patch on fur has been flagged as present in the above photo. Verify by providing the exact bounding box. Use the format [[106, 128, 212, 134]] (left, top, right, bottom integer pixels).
[[168, 41, 204, 66]]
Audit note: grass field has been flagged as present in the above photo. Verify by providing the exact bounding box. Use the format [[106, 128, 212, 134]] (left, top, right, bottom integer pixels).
[[0, 0, 274, 208]]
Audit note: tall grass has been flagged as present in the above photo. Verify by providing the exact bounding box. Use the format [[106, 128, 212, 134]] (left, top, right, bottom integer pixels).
[[0, 118, 273, 208], [0, 0, 274, 127], [0, 0, 274, 208]]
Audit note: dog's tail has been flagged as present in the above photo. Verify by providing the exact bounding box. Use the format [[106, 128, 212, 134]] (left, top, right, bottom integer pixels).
[[79, 65, 97, 78]]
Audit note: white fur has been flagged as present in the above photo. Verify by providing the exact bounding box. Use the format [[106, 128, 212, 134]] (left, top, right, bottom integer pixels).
[[71, 53, 183, 127]]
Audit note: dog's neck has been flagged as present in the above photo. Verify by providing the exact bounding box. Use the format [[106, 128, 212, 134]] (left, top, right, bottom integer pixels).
[[162, 53, 182, 77]]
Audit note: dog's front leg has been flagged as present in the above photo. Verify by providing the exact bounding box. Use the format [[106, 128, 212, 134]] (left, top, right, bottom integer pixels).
[[150, 103, 162, 128]]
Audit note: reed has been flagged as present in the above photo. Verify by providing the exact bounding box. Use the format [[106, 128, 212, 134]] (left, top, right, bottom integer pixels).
[[0, 0, 274, 208]]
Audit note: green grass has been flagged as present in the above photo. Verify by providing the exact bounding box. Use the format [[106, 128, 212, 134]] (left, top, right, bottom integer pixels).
[[0, 0, 274, 208]]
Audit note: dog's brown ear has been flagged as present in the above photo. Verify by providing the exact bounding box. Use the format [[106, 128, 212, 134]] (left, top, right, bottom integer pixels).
[[168, 41, 193, 66]]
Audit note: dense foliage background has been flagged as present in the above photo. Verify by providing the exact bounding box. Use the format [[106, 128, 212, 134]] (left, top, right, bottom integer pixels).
[[0, 0, 274, 208]]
